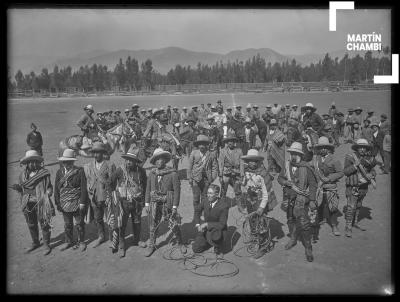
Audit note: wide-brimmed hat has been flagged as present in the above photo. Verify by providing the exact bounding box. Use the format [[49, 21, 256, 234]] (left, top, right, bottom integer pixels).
[[253, 104, 259, 108], [270, 119, 278, 126], [370, 121, 380, 128], [121, 145, 143, 163], [246, 103, 252, 109], [322, 113, 330, 118], [182, 107, 188, 110], [222, 133, 238, 143], [354, 107, 363, 112], [381, 113, 388, 119], [226, 107, 232, 111], [367, 109, 374, 113], [335, 112, 344, 117], [236, 105, 242, 109], [132, 104, 139, 108], [244, 117, 253, 124], [266, 104, 272, 108], [304, 103, 316, 111], [124, 109, 130, 113], [241, 149, 264, 161], [193, 135, 211, 147], [152, 108, 163, 116], [285, 104, 291, 107], [91, 142, 107, 153], [186, 117, 196, 124], [206, 228, 223, 246], [20, 150, 44, 165], [84, 104, 94, 111], [141, 108, 146, 112], [115, 110, 121, 114], [217, 100, 222, 103], [192, 105, 198, 109], [287, 142, 304, 155], [58, 148, 77, 161], [351, 138, 372, 151], [314, 137, 334, 150], [348, 108, 354, 112], [292, 104, 298, 108], [150, 148, 171, 165]]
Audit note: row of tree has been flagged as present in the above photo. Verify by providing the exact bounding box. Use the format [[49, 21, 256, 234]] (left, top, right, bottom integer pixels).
[[9, 49, 392, 92]]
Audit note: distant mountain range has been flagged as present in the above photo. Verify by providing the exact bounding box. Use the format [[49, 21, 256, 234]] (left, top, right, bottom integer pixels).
[[8, 46, 386, 76]]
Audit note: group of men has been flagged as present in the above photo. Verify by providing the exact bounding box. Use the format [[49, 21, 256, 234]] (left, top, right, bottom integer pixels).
[[15, 98, 390, 264]]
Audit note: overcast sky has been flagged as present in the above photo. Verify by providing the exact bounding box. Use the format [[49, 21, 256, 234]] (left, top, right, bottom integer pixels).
[[8, 9, 391, 57]]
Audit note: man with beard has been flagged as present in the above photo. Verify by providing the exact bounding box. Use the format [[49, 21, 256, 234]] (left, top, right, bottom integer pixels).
[[84, 142, 116, 248], [312, 137, 344, 237], [142, 148, 184, 257], [188, 135, 219, 221], [278, 142, 318, 262], [11, 150, 55, 255], [112, 146, 147, 257], [241, 149, 278, 259], [343, 139, 377, 237], [55, 149, 88, 252], [219, 133, 244, 212]]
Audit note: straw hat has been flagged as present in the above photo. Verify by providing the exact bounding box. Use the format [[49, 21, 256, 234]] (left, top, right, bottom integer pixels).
[[121, 145, 142, 163], [20, 150, 44, 165], [354, 107, 363, 112], [246, 103, 252, 109], [270, 119, 278, 126], [287, 142, 304, 155], [314, 137, 334, 150], [351, 138, 372, 151], [58, 149, 77, 161], [91, 142, 107, 153], [370, 121, 380, 128], [292, 104, 298, 108], [124, 109, 130, 113], [222, 133, 238, 143], [152, 108, 163, 116], [132, 104, 139, 108], [266, 104, 272, 108], [241, 149, 264, 161], [150, 148, 171, 165], [304, 103, 316, 111], [253, 104, 259, 108], [193, 135, 211, 147]]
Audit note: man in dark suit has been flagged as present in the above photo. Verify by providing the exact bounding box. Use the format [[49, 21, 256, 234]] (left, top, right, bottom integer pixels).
[[26, 123, 43, 156], [193, 184, 229, 255]]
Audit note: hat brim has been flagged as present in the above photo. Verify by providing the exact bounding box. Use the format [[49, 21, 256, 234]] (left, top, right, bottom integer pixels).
[[121, 153, 142, 163], [314, 144, 335, 150], [150, 152, 171, 164], [222, 137, 238, 143], [20, 155, 43, 165], [58, 157, 77, 161], [287, 148, 304, 155], [351, 144, 372, 151], [304, 106, 316, 111], [241, 155, 264, 161], [91, 147, 107, 153], [193, 140, 211, 147]]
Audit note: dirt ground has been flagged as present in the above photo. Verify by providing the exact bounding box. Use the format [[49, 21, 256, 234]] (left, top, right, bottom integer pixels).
[[7, 92, 392, 294]]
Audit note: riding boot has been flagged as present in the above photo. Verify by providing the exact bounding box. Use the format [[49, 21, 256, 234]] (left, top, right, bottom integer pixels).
[[42, 228, 52, 256], [284, 222, 297, 250], [93, 221, 105, 248], [78, 227, 87, 252], [301, 230, 314, 262], [27, 224, 41, 253], [144, 229, 156, 257], [132, 223, 141, 246], [352, 208, 366, 231], [345, 206, 354, 238]]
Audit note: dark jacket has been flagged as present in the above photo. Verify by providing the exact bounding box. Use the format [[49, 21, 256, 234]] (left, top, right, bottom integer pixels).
[[112, 165, 147, 203], [145, 167, 180, 207], [26, 131, 43, 149], [302, 112, 324, 134], [194, 198, 229, 231]]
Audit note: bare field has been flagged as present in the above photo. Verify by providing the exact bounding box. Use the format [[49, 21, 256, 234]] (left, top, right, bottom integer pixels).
[[7, 91, 391, 294]]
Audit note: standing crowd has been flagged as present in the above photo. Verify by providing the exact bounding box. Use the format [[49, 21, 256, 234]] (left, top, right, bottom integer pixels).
[[14, 98, 391, 263]]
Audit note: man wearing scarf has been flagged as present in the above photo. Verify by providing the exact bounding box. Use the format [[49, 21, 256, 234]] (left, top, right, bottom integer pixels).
[[142, 148, 184, 257], [343, 139, 377, 238], [54, 149, 88, 252], [83, 142, 116, 248], [11, 150, 55, 255], [241, 149, 278, 259], [112, 146, 147, 258], [265, 119, 286, 174], [278, 142, 318, 262], [312, 137, 344, 238]]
